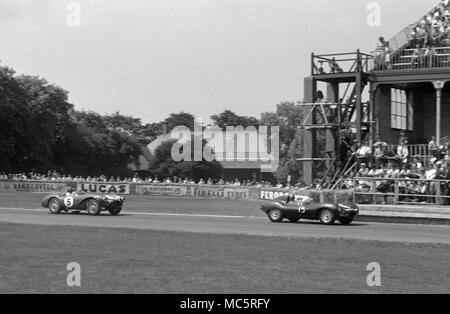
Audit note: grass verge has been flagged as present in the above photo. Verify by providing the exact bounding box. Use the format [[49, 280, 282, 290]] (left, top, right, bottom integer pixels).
[[0, 222, 448, 293]]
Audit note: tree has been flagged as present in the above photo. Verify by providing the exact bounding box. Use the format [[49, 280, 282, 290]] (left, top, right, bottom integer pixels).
[[164, 112, 196, 131], [149, 138, 223, 181], [260, 102, 305, 184], [211, 110, 260, 129], [103, 112, 153, 145]]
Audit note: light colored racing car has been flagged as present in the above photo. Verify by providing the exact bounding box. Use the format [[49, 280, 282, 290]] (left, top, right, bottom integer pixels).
[[41, 189, 125, 216]]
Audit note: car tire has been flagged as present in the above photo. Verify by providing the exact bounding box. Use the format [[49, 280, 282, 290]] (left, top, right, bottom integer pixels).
[[48, 198, 62, 214], [338, 218, 353, 225], [108, 207, 122, 216], [319, 209, 336, 225], [268, 208, 283, 223], [86, 199, 101, 216], [288, 218, 300, 223]]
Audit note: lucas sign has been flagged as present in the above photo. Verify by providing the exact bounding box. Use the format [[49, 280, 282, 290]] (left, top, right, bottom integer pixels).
[[77, 183, 130, 195]]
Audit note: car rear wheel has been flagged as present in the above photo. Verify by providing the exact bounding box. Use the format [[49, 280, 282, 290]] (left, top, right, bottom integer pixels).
[[108, 207, 122, 216], [268, 208, 283, 223], [338, 218, 353, 225], [319, 209, 336, 225], [48, 198, 62, 214], [86, 199, 101, 216]]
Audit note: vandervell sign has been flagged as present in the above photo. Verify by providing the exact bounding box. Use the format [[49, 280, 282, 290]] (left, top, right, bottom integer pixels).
[[0, 181, 67, 192]]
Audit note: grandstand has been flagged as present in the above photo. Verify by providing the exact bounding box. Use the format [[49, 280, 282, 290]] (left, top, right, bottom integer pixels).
[[300, 0, 450, 206]]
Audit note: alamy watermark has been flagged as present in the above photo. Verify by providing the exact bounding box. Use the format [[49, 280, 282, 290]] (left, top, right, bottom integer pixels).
[[170, 122, 279, 172], [367, 2, 381, 27], [366, 262, 381, 287], [66, 262, 81, 287]]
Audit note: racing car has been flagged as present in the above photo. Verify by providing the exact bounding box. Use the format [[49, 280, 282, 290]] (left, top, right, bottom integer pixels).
[[41, 188, 125, 216], [260, 195, 359, 225]]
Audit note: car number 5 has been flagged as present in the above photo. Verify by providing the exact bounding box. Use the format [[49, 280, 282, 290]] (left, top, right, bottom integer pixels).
[[64, 196, 74, 208]]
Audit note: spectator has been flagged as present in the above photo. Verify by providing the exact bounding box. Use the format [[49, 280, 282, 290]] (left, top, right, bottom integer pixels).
[[328, 57, 344, 73], [411, 45, 424, 68], [374, 143, 387, 168], [429, 136, 439, 158], [396, 142, 409, 167], [355, 141, 372, 166]]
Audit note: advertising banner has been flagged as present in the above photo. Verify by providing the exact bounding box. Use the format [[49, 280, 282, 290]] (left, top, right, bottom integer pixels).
[[77, 183, 130, 195], [136, 185, 188, 196], [0, 181, 67, 193], [189, 186, 249, 199], [259, 189, 290, 200]]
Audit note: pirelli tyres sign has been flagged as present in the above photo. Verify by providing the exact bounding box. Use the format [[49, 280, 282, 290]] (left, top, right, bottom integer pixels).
[[77, 183, 130, 195], [189, 186, 249, 199]]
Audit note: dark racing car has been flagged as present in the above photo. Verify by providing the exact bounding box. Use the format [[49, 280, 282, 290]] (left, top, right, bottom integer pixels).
[[260, 195, 359, 225], [41, 188, 125, 216]]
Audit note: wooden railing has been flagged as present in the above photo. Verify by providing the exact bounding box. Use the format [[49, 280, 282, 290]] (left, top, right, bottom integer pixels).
[[312, 51, 373, 75], [373, 47, 450, 71]]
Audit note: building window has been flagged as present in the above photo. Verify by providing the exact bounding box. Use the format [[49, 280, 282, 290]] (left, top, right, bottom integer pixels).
[[391, 88, 413, 131]]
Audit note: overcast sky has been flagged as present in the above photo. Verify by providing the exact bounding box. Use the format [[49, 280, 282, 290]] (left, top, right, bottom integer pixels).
[[0, 0, 439, 123]]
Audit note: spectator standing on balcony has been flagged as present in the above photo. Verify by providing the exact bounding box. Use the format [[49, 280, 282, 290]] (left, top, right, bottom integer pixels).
[[429, 136, 438, 158], [411, 45, 424, 68], [384, 43, 393, 70], [374, 143, 386, 168], [374, 37, 389, 70], [424, 44, 438, 67], [356, 141, 372, 167], [396, 142, 409, 167], [377, 36, 389, 49]]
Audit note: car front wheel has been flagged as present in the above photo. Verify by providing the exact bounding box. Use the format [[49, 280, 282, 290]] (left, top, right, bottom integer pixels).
[[48, 198, 62, 214], [319, 209, 336, 225], [86, 199, 101, 216], [268, 208, 283, 223]]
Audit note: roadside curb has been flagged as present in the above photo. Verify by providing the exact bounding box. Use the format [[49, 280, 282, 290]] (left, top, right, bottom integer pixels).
[[358, 204, 450, 225]]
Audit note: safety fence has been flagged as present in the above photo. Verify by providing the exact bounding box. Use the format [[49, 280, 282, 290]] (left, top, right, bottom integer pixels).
[[4, 179, 450, 207], [353, 177, 450, 206], [0, 180, 354, 203]]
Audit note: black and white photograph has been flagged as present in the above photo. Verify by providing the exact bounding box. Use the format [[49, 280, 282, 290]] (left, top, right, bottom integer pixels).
[[0, 0, 449, 300]]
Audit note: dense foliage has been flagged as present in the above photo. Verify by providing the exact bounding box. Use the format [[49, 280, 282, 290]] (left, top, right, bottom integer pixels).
[[0, 64, 142, 177], [1, 61, 303, 184]]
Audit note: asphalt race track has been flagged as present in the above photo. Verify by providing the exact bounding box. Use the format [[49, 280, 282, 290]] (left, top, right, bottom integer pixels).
[[0, 207, 449, 244]]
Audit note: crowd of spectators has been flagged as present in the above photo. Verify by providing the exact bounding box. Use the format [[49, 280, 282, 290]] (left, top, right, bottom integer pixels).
[[341, 134, 450, 204], [373, 1, 450, 70], [410, 0, 450, 48], [0, 171, 280, 188]]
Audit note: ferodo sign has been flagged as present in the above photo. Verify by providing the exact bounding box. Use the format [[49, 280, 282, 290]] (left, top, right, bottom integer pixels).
[[77, 183, 130, 195], [136, 185, 187, 196], [259, 190, 289, 200]]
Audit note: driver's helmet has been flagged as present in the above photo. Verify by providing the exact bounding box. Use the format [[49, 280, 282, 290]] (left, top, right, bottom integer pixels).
[[66, 187, 74, 194]]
